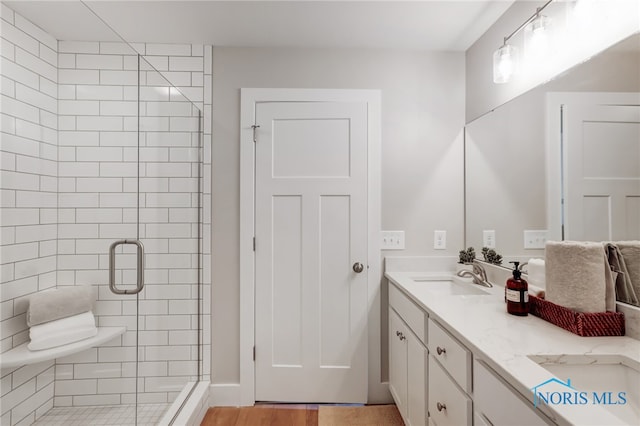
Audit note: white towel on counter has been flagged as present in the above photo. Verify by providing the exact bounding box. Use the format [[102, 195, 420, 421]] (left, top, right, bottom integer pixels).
[[27, 285, 94, 326], [545, 241, 608, 313], [28, 311, 97, 351], [527, 258, 546, 290]]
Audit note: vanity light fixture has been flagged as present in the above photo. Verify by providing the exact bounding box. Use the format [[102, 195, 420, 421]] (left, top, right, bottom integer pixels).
[[492, 0, 554, 84]]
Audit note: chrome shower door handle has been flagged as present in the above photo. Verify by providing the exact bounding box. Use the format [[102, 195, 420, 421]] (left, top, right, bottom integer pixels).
[[109, 239, 145, 295]]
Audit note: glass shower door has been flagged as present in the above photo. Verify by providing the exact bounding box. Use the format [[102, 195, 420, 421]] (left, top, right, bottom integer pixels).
[[51, 44, 144, 424], [134, 57, 202, 423]]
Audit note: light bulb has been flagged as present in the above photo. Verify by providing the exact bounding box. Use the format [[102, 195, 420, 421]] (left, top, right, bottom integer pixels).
[[493, 44, 519, 84], [573, 0, 598, 25], [524, 14, 552, 61]]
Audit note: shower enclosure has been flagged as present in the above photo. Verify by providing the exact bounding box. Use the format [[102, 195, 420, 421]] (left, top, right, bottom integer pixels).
[[0, 3, 210, 425]]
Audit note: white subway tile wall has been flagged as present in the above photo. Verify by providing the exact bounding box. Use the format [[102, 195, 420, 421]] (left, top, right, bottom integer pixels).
[[1, 5, 212, 424], [1, 4, 58, 425]]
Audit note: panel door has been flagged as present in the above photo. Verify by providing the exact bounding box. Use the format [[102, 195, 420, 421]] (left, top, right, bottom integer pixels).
[[254, 100, 369, 402]]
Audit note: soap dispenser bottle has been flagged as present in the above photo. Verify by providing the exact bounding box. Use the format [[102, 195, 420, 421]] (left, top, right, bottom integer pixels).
[[506, 261, 529, 316]]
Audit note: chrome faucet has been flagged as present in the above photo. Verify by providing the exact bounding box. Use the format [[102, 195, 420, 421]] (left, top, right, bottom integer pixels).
[[455, 260, 493, 287]]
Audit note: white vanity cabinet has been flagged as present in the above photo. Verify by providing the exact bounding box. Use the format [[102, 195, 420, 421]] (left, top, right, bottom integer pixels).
[[389, 285, 428, 426], [388, 280, 548, 426]]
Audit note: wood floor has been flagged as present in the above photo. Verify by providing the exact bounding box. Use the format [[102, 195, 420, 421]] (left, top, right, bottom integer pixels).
[[201, 405, 319, 426]]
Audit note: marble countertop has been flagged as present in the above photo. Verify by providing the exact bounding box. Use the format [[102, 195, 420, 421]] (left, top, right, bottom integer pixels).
[[385, 271, 640, 426]]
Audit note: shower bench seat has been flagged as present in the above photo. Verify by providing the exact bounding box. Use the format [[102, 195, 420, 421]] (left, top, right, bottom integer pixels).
[[0, 326, 126, 369]]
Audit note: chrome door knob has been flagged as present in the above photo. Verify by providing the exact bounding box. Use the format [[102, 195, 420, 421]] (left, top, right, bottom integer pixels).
[[353, 262, 364, 273]]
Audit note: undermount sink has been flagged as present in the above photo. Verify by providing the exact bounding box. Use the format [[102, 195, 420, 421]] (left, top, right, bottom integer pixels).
[[410, 278, 490, 296], [529, 355, 640, 424]]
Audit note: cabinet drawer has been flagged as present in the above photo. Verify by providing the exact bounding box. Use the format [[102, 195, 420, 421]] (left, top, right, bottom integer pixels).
[[429, 355, 472, 426], [390, 284, 426, 345], [474, 359, 550, 425], [428, 318, 472, 393]]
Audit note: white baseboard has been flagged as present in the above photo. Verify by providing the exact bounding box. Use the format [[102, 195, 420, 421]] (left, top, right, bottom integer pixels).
[[209, 383, 242, 407]]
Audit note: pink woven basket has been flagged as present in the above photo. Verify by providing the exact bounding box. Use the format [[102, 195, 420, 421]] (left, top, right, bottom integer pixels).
[[529, 295, 625, 337]]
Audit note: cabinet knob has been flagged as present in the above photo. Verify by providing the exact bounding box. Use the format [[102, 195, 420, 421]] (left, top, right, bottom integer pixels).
[[353, 262, 364, 273], [396, 330, 401, 337], [399, 333, 406, 341], [437, 402, 447, 412], [436, 346, 446, 355]]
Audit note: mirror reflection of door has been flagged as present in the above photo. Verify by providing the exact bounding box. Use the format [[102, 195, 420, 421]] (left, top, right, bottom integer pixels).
[[560, 98, 640, 241]]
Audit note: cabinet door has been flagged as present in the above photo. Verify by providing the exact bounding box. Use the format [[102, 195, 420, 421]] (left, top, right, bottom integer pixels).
[[389, 307, 408, 418], [407, 334, 427, 426]]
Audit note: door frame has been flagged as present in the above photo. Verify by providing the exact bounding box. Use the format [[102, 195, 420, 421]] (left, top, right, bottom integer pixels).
[[239, 88, 381, 406]]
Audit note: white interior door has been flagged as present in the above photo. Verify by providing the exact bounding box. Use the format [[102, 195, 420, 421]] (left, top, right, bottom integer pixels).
[[563, 100, 640, 240], [254, 100, 368, 403]]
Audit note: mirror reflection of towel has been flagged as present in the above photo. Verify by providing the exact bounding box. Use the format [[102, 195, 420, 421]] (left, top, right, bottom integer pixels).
[[617, 241, 640, 295], [606, 243, 639, 307]]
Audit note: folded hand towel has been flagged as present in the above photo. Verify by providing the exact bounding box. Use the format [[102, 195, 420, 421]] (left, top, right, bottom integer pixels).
[[616, 241, 640, 300], [27, 285, 94, 326], [545, 241, 607, 313], [28, 327, 98, 351], [605, 243, 639, 306], [28, 311, 97, 351], [28, 311, 96, 340]]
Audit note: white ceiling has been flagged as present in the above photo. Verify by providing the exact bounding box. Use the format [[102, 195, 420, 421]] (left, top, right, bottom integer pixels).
[[5, 0, 515, 51]]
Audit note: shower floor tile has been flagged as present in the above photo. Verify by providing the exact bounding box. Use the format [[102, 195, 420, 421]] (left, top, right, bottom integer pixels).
[[33, 403, 170, 426]]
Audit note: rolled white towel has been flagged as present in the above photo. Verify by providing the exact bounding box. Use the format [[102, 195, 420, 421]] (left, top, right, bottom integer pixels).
[[28, 311, 97, 351], [527, 258, 546, 290], [27, 285, 94, 326], [545, 241, 607, 313]]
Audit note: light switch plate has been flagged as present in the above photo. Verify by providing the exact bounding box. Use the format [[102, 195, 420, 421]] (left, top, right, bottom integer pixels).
[[434, 230, 446, 250], [381, 231, 405, 250], [524, 230, 548, 249], [483, 230, 496, 248]]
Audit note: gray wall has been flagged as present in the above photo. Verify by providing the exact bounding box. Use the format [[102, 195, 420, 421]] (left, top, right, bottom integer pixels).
[[211, 47, 465, 394]]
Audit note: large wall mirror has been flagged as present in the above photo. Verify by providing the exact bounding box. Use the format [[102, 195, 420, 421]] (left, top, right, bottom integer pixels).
[[464, 32, 640, 305]]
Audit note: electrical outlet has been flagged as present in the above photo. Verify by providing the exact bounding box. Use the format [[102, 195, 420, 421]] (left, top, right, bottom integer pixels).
[[524, 230, 548, 249], [483, 230, 496, 248], [434, 230, 446, 250], [381, 231, 405, 250]]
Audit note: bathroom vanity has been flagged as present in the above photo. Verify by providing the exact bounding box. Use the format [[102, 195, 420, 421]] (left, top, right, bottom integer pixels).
[[386, 270, 640, 426]]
